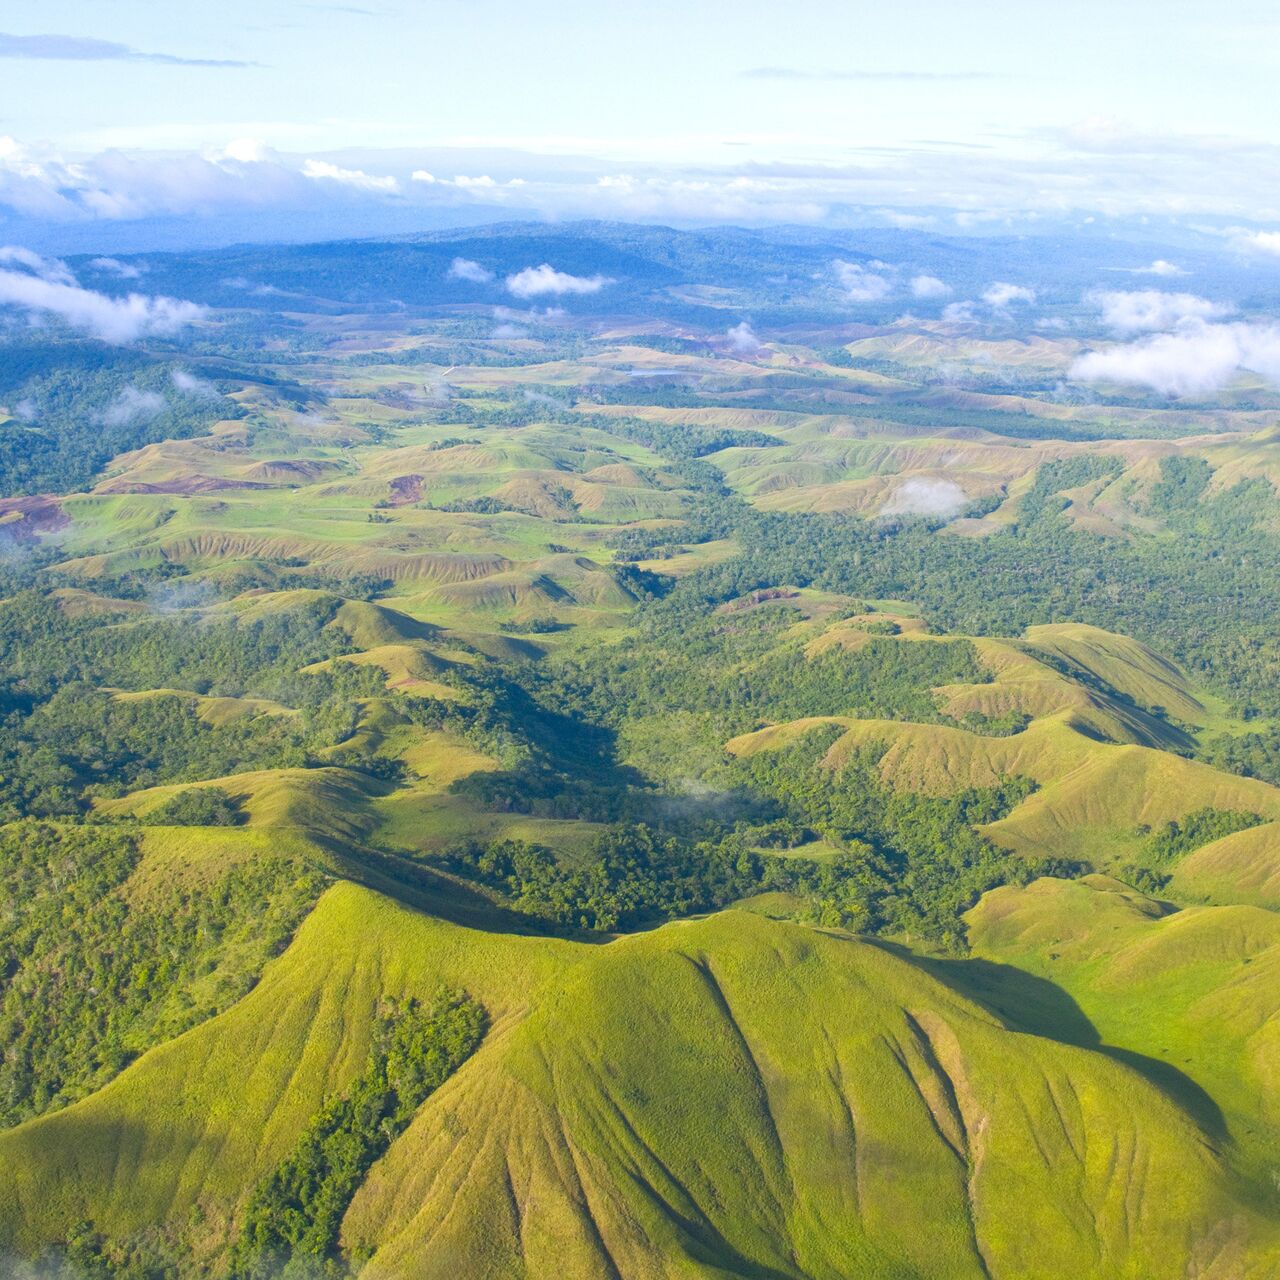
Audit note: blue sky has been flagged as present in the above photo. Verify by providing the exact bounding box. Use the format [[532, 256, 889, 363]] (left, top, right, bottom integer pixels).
[[3, 0, 1280, 237], [8, 0, 1278, 152]]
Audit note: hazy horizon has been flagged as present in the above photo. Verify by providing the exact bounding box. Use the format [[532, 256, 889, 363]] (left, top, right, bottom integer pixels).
[[6, 1, 1280, 252]]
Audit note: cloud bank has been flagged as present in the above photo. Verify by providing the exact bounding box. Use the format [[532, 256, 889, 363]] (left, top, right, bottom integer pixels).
[[1070, 322, 1280, 397], [1089, 289, 1231, 334], [0, 246, 205, 342], [10, 125, 1280, 238]]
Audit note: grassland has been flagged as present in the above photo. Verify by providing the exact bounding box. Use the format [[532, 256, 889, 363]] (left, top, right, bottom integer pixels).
[[4, 279, 1280, 1278]]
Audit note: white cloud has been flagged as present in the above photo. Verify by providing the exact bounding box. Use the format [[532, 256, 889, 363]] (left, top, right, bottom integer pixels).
[[16, 118, 1280, 237], [878, 210, 938, 229], [447, 257, 494, 284], [170, 368, 216, 396], [491, 322, 528, 338], [14, 118, 1280, 233], [0, 245, 74, 283], [214, 137, 272, 165], [301, 158, 399, 192], [910, 274, 950, 299], [505, 264, 614, 298], [982, 282, 1036, 307], [413, 170, 524, 194], [725, 321, 762, 354], [1089, 288, 1231, 334], [834, 259, 892, 302], [1070, 321, 1280, 397], [941, 300, 977, 324], [880, 477, 968, 520], [1133, 259, 1186, 276], [0, 259, 205, 343], [1233, 230, 1280, 256], [88, 256, 142, 279], [95, 386, 166, 427], [223, 276, 284, 296]]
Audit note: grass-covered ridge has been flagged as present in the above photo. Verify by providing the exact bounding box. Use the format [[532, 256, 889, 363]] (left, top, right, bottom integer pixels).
[[6, 886, 1278, 1277]]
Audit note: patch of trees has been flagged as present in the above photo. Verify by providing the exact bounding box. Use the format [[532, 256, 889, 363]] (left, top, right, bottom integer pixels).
[[453, 606, 1003, 828], [1011, 455, 1124, 527], [0, 593, 394, 818], [1145, 455, 1213, 514], [536, 607, 988, 741], [444, 729, 1061, 949], [580, 411, 784, 460], [639, 456, 1280, 717], [0, 821, 326, 1127], [141, 787, 244, 827], [0, 345, 241, 495], [731, 728, 1056, 945], [581, 382, 1121, 442], [0, 685, 309, 819], [0, 591, 347, 704], [1198, 726, 1280, 787], [436, 495, 518, 514], [230, 991, 486, 1279], [1116, 806, 1263, 895], [444, 826, 766, 932], [10, 1221, 185, 1279], [1140, 807, 1263, 864]]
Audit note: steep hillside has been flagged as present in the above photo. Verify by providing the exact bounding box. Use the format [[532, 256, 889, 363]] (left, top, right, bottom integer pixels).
[[967, 875, 1280, 1208], [4, 892, 1276, 1279]]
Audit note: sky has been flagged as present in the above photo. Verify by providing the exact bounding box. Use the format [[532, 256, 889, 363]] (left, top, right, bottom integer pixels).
[[3, 0, 1280, 243]]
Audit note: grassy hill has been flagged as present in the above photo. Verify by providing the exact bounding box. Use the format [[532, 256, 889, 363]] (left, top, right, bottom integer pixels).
[[5, 888, 1277, 1278], [966, 875, 1280, 1212]]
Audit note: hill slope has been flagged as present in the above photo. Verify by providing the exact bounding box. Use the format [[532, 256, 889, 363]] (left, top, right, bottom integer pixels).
[[3, 888, 1277, 1278]]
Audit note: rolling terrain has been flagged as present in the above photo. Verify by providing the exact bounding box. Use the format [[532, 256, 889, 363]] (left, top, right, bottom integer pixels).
[[2, 225, 1280, 1277]]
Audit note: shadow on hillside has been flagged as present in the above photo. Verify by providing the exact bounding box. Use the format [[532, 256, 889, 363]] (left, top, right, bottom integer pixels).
[[886, 946, 1228, 1143], [333, 844, 613, 942]]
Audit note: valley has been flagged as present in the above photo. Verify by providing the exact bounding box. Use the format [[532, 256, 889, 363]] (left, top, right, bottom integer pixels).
[[3, 225, 1280, 1277]]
